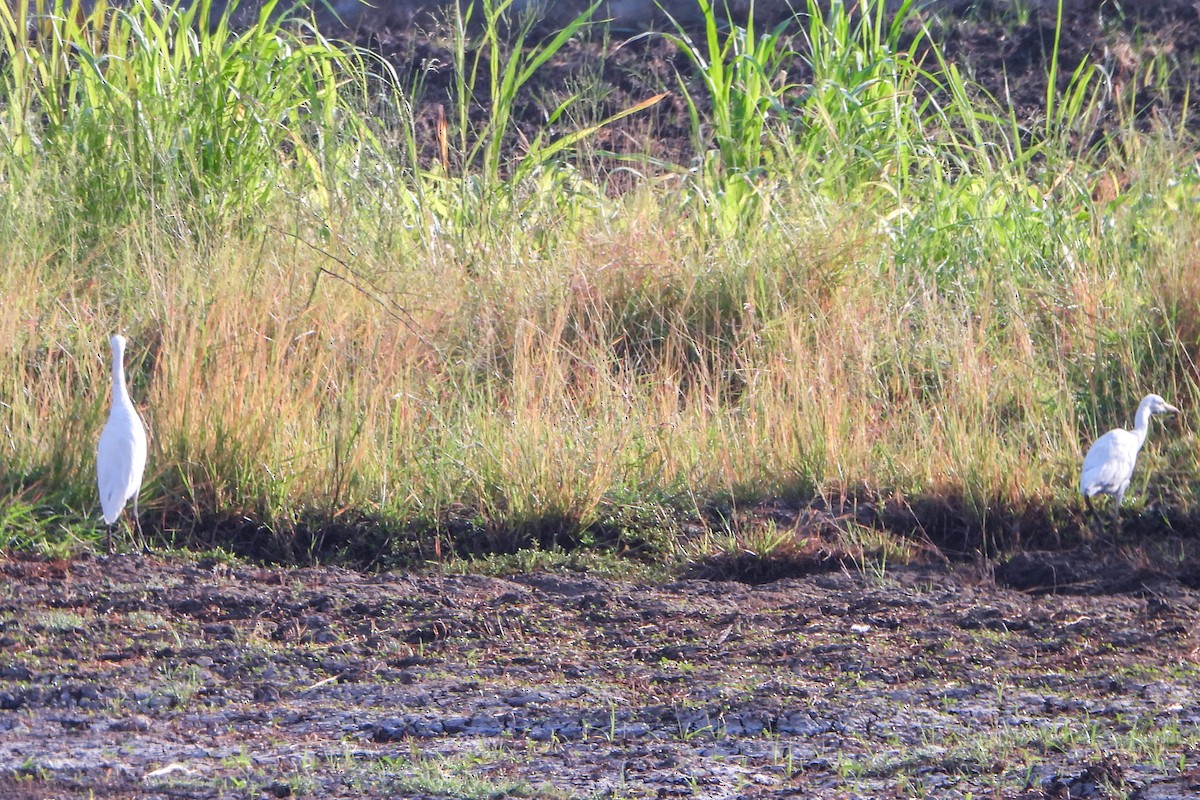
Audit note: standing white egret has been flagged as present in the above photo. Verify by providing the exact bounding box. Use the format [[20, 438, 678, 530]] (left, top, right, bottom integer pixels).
[[1079, 393, 1178, 525], [97, 334, 148, 552]]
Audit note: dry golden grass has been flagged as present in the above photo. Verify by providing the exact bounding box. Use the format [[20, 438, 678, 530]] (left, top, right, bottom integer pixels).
[[4, 153, 1197, 562], [9, 155, 1200, 561], [2, 0, 1199, 561]]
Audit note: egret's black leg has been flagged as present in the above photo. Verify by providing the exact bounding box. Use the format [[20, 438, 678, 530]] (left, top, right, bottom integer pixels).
[[1111, 489, 1125, 532], [133, 496, 150, 554], [1083, 494, 1100, 535]]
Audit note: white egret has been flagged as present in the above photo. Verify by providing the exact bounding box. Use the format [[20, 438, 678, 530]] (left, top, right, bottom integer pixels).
[[97, 334, 148, 552], [1079, 393, 1178, 525]]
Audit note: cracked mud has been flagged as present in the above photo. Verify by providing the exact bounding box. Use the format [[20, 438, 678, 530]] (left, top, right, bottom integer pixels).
[[1, 554, 1199, 798]]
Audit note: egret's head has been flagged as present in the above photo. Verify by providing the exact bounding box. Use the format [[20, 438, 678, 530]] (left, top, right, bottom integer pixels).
[[1142, 393, 1179, 415], [110, 334, 127, 354]]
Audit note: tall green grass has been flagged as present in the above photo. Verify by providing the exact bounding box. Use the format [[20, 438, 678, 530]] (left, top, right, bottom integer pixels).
[[1, 0, 1198, 563], [0, 0, 384, 239], [656, 0, 798, 234]]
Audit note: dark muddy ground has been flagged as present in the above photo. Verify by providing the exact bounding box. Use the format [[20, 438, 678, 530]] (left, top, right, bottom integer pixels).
[[1, 550, 1199, 799]]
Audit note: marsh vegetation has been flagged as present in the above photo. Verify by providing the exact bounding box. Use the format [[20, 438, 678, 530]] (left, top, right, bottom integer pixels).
[[1, 0, 1198, 569]]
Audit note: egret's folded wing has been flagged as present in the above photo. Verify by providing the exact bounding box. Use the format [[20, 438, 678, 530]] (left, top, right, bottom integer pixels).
[[97, 419, 138, 523], [1079, 430, 1139, 495]]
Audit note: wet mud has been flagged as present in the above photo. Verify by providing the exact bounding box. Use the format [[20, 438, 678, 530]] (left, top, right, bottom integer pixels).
[[1, 553, 1198, 798]]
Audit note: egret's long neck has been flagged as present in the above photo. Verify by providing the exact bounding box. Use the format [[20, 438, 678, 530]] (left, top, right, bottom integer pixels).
[[111, 346, 131, 408], [1131, 401, 1153, 447]]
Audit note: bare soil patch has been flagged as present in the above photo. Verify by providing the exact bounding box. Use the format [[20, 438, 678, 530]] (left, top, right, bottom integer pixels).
[[1, 552, 1199, 798]]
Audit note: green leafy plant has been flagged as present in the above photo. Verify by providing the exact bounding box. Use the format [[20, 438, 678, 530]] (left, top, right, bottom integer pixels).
[[796, 0, 931, 196], [656, 0, 797, 234], [432, 0, 663, 244]]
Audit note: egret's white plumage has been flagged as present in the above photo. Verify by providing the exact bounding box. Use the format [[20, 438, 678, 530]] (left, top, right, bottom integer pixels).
[[1079, 393, 1177, 522], [97, 334, 147, 550]]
